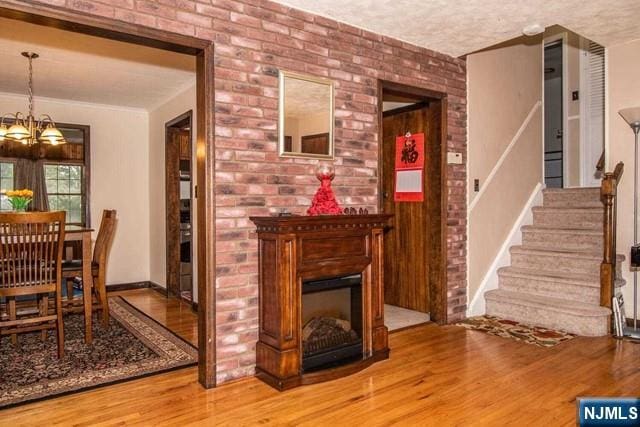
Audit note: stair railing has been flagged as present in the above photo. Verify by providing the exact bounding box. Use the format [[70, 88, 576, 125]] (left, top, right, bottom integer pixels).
[[596, 151, 605, 173], [601, 160, 624, 309]]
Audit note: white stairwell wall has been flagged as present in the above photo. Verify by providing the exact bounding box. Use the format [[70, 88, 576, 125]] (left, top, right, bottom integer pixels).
[[467, 35, 544, 315], [468, 184, 543, 316]]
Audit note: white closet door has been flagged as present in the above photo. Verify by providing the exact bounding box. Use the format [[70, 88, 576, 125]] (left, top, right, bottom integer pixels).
[[582, 41, 605, 186]]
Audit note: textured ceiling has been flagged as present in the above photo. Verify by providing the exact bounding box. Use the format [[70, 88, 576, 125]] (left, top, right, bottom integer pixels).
[[274, 0, 640, 57], [0, 18, 195, 110]]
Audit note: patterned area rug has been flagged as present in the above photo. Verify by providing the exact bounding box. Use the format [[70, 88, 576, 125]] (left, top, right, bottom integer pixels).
[[456, 315, 576, 347], [0, 296, 197, 409]]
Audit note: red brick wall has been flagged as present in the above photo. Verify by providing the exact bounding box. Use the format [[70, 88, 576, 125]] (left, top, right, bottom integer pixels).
[[15, 0, 467, 383]]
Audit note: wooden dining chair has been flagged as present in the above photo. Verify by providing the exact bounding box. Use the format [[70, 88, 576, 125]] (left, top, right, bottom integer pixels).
[[62, 209, 116, 327], [0, 211, 66, 358]]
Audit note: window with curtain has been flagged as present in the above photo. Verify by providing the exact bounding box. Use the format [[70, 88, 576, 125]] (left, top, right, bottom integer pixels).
[[45, 164, 85, 225], [0, 122, 89, 224], [0, 161, 15, 211]]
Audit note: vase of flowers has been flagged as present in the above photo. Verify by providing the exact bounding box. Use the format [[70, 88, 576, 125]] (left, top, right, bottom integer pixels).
[[5, 189, 34, 212]]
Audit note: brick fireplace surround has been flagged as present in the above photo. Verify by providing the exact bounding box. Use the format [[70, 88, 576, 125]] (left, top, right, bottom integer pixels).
[[7, 0, 467, 383]]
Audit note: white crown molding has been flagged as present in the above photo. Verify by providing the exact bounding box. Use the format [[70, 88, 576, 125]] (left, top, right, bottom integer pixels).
[[0, 91, 149, 114], [147, 79, 197, 113]]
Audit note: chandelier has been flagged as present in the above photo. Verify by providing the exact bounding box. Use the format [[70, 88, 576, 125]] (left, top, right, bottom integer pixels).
[[0, 52, 66, 146]]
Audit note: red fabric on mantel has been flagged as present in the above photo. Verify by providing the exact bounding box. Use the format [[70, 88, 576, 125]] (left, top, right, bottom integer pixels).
[[307, 173, 342, 216]]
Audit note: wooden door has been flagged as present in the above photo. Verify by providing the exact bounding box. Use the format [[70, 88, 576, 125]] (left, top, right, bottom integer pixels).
[[165, 127, 186, 297], [301, 133, 329, 155], [382, 105, 441, 313]]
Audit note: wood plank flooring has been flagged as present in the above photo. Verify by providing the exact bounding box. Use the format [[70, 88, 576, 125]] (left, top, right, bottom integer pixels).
[[114, 289, 198, 346], [2, 289, 640, 426]]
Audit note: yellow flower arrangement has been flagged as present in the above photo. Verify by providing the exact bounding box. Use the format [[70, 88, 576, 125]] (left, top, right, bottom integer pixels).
[[5, 189, 34, 198], [3, 188, 34, 212]]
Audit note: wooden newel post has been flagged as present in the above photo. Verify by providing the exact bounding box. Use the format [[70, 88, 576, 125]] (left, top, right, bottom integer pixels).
[[600, 172, 616, 309]]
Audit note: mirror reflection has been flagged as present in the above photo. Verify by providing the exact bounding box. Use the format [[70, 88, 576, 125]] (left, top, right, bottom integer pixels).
[[279, 71, 333, 159]]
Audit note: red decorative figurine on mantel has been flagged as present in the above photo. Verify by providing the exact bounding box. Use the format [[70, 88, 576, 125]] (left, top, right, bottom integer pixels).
[[307, 164, 342, 216]]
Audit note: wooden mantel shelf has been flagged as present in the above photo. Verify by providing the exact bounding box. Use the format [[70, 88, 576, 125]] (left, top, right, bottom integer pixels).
[[250, 214, 392, 390], [250, 214, 392, 233]]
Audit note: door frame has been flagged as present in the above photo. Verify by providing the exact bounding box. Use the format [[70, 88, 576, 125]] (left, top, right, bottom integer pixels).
[[543, 33, 569, 187], [377, 80, 449, 324], [0, 5, 217, 388], [165, 111, 194, 303]]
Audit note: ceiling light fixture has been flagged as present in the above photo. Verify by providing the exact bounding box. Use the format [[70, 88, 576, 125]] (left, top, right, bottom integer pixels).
[[0, 52, 66, 146], [522, 23, 544, 36]]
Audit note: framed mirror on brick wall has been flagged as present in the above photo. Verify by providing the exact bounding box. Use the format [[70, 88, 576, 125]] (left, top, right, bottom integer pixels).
[[278, 70, 334, 159]]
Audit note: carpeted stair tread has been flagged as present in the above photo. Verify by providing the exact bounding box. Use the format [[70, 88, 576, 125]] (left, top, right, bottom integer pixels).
[[510, 245, 624, 261], [532, 206, 604, 212], [521, 226, 604, 251], [522, 224, 602, 231], [521, 225, 603, 235], [531, 212, 604, 226], [485, 289, 611, 317], [542, 187, 600, 192], [531, 206, 604, 229], [497, 266, 625, 304], [498, 266, 603, 287], [542, 187, 603, 208], [521, 243, 603, 254]]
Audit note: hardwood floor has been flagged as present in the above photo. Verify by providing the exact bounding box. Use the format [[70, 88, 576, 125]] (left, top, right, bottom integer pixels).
[[3, 288, 640, 426], [113, 288, 198, 346]]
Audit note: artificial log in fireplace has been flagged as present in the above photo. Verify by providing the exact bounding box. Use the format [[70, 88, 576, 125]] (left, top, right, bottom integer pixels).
[[250, 214, 392, 390]]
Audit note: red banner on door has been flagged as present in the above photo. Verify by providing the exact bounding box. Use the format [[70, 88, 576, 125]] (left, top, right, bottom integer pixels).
[[394, 132, 425, 202]]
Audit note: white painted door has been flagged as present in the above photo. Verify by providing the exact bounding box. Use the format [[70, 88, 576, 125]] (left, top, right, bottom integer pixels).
[[581, 41, 605, 187]]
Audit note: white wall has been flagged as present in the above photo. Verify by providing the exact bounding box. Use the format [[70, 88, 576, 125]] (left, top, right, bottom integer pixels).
[[0, 92, 150, 285], [467, 37, 543, 307], [284, 111, 329, 152], [148, 84, 197, 296], [608, 39, 640, 312]]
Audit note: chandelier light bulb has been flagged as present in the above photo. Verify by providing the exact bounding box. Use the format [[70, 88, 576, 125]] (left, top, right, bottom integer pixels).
[[7, 123, 29, 140], [40, 126, 64, 144]]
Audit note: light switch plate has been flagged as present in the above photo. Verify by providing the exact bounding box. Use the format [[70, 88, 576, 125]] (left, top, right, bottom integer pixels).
[[447, 152, 463, 164]]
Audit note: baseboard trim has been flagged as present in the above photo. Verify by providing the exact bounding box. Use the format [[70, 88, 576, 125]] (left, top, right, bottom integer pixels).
[[149, 282, 169, 296], [106, 281, 167, 296]]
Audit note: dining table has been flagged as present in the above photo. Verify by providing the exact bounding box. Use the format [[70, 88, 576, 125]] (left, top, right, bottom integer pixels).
[[65, 225, 95, 344]]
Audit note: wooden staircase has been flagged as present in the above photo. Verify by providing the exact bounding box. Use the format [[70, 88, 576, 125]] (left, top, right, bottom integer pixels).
[[485, 187, 625, 336]]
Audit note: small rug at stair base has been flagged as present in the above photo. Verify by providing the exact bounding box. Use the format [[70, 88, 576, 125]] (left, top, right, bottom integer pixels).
[[0, 296, 198, 409], [456, 315, 576, 347]]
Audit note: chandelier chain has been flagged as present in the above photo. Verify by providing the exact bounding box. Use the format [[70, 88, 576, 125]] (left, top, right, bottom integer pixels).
[[0, 52, 65, 145]]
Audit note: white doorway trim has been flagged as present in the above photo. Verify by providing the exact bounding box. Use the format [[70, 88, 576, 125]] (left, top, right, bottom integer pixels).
[[543, 32, 569, 187], [579, 36, 588, 186]]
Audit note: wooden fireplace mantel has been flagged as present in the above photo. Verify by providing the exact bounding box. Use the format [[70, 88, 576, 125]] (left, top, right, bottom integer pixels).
[[250, 214, 392, 390]]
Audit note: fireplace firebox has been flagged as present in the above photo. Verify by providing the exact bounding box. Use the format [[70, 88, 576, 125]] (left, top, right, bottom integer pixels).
[[302, 274, 363, 372], [251, 214, 391, 390]]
